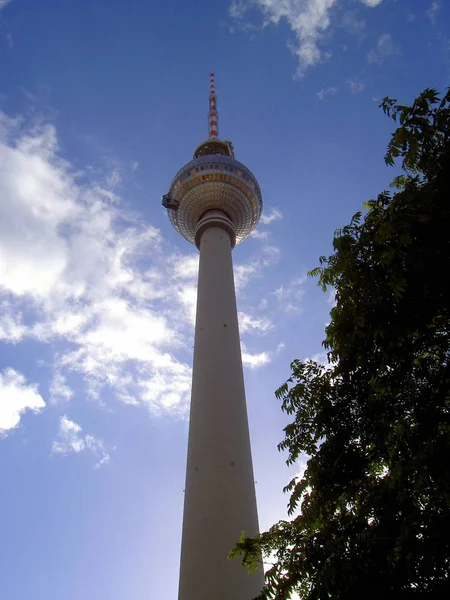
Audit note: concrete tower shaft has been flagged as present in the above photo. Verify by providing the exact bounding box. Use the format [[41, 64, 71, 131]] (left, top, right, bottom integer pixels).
[[178, 211, 264, 600]]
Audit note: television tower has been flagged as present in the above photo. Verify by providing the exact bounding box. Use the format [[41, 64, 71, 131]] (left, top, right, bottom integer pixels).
[[163, 74, 264, 600]]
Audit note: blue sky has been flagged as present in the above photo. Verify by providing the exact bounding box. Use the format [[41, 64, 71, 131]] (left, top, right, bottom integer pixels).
[[0, 0, 448, 598]]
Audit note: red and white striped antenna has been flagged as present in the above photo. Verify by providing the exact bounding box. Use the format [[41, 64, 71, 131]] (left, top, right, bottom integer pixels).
[[208, 72, 219, 139]]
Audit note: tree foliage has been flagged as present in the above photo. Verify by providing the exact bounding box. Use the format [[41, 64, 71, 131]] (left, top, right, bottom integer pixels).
[[230, 88, 450, 599]]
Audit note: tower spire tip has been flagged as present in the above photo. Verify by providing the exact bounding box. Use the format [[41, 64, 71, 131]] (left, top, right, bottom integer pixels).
[[208, 72, 218, 139]]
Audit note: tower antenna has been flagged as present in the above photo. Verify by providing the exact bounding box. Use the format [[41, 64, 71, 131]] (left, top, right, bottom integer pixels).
[[208, 72, 218, 139]]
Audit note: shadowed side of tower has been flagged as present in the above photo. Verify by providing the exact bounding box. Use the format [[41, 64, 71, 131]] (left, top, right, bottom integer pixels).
[[163, 75, 264, 600]]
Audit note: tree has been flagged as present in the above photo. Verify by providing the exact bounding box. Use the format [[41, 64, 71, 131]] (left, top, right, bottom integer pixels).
[[231, 88, 450, 599]]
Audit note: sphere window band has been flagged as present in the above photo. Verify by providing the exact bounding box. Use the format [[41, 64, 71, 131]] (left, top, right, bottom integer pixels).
[[164, 151, 262, 246]]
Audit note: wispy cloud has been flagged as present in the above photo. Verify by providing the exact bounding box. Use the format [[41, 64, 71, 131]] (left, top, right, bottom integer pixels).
[[0, 110, 193, 417], [260, 208, 282, 225], [250, 229, 270, 240], [346, 79, 364, 94], [238, 311, 273, 335], [49, 372, 73, 403], [234, 244, 280, 290], [305, 351, 335, 371], [317, 86, 338, 100], [306, 351, 329, 366], [52, 416, 110, 467], [241, 341, 284, 368], [229, 0, 248, 20], [427, 1, 440, 22], [234, 262, 261, 291], [341, 11, 365, 37], [229, 0, 384, 75], [273, 276, 307, 313], [242, 348, 271, 368], [230, 0, 338, 75], [0, 368, 45, 436], [171, 254, 199, 280], [0, 0, 14, 11], [0, 304, 25, 342], [327, 289, 336, 308], [262, 245, 281, 266], [360, 0, 382, 6], [367, 32, 399, 65]]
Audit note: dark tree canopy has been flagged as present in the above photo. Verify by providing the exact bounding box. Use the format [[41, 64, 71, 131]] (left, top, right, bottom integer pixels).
[[231, 88, 450, 599]]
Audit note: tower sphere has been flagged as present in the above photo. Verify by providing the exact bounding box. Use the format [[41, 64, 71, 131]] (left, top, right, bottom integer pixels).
[[163, 139, 263, 248]]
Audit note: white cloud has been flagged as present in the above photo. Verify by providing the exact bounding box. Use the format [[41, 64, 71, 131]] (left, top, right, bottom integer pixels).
[[56, 297, 191, 408], [305, 351, 336, 373], [275, 342, 285, 356], [0, 368, 45, 436], [52, 416, 110, 467], [77, 298, 175, 360], [234, 244, 280, 290], [234, 262, 260, 290], [230, 0, 383, 75], [236, 0, 339, 74], [294, 455, 309, 482], [262, 245, 281, 266], [0, 123, 76, 300], [105, 170, 121, 189], [259, 207, 282, 225], [137, 365, 192, 417], [360, 0, 382, 6], [0, 304, 25, 342], [346, 79, 364, 94], [0, 0, 13, 11], [0, 110, 196, 417], [341, 11, 365, 36], [427, 1, 440, 22], [250, 229, 270, 240], [238, 311, 273, 335], [242, 348, 271, 368], [171, 254, 199, 280], [367, 33, 399, 65], [273, 276, 306, 312], [327, 289, 336, 307], [306, 351, 329, 365], [317, 86, 338, 100], [49, 372, 73, 403], [177, 284, 198, 326], [240, 340, 285, 369], [229, 0, 248, 19]]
